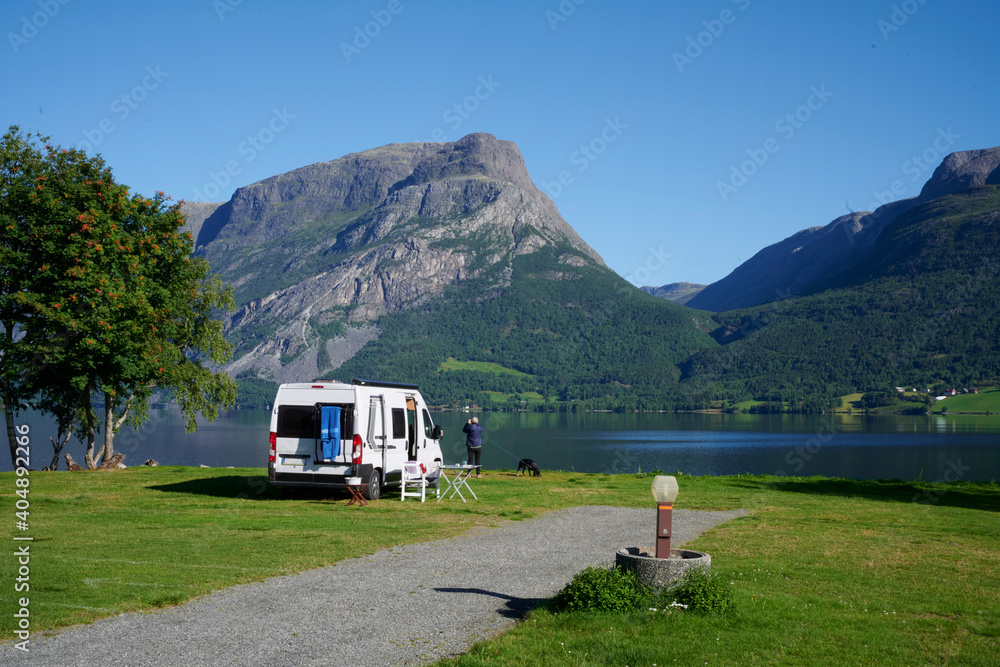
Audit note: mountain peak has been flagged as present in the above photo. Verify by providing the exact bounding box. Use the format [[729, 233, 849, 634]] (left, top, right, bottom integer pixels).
[[918, 145, 1000, 202], [687, 145, 1000, 312], [641, 282, 706, 305], [188, 133, 606, 381], [385, 132, 538, 193], [192, 133, 595, 256]]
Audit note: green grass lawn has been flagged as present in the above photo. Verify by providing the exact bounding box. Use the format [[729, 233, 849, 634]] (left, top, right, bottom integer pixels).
[[440, 476, 1000, 666], [2, 468, 998, 665], [835, 393, 865, 411], [729, 399, 766, 411], [830, 388, 1000, 415], [437, 358, 534, 377], [933, 387, 1000, 414], [0, 466, 654, 636]]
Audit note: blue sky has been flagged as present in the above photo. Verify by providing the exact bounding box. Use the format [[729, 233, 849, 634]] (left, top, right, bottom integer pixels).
[[3, 0, 997, 287]]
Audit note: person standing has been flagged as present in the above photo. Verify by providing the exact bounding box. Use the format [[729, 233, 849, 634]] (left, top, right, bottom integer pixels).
[[463, 417, 484, 478]]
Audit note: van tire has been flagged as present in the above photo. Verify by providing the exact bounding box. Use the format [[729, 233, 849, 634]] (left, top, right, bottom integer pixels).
[[364, 469, 381, 501]]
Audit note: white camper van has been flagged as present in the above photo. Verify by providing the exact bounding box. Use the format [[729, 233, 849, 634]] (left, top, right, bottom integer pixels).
[[268, 379, 444, 500]]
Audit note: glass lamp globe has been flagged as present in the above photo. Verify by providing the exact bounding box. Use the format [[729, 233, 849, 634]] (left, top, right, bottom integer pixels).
[[651, 475, 679, 504]]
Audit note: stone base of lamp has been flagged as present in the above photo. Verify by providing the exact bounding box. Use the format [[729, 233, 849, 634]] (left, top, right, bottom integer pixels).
[[615, 547, 711, 591]]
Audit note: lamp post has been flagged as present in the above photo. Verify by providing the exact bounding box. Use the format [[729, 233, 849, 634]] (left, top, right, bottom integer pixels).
[[651, 475, 679, 559]]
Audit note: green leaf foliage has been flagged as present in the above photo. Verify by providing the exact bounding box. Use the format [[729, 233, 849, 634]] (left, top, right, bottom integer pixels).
[[549, 564, 734, 616], [658, 568, 734, 615], [0, 125, 236, 466], [550, 565, 650, 614]]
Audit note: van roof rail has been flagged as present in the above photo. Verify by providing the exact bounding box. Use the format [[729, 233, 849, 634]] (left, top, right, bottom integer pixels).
[[351, 378, 420, 390]]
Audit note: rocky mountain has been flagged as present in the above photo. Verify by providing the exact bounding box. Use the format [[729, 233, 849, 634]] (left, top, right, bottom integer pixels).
[[178, 200, 223, 243], [641, 282, 706, 305], [182, 136, 1000, 409], [687, 146, 1000, 312], [184, 133, 711, 392]]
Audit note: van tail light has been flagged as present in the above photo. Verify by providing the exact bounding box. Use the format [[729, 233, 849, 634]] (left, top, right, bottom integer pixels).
[[269, 432, 276, 463], [352, 434, 363, 464]]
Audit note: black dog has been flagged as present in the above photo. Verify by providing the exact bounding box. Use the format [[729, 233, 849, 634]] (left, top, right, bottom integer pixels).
[[516, 458, 541, 477]]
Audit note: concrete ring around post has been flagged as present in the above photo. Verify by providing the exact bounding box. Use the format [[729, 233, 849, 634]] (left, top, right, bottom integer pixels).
[[615, 547, 711, 591]]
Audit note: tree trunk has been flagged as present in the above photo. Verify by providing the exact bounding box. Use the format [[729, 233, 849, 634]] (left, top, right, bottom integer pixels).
[[99, 390, 132, 463], [4, 397, 15, 469], [87, 389, 132, 468], [47, 425, 72, 471], [2, 322, 18, 467], [100, 395, 115, 463], [83, 383, 99, 469]]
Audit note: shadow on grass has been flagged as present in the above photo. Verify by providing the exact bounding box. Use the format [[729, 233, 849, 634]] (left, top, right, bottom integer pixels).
[[722, 476, 1000, 512], [148, 475, 282, 500], [434, 587, 547, 619]]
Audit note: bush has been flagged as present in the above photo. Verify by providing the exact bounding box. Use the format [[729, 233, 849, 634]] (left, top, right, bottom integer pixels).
[[861, 389, 896, 409], [659, 568, 733, 614], [551, 564, 736, 616], [550, 565, 649, 613]]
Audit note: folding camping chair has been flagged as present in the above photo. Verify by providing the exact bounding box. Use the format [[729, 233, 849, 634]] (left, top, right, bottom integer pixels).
[[401, 462, 427, 502], [424, 460, 441, 500], [401, 461, 441, 502]]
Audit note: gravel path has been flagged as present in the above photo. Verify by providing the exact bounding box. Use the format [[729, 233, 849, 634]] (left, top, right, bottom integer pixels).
[[6, 506, 747, 666]]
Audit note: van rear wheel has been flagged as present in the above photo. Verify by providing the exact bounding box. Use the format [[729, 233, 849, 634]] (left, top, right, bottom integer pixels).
[[363, 469, 381, 501]]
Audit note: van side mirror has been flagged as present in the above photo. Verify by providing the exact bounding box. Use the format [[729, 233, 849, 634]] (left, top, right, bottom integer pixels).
[[432, 425, 443, 440]]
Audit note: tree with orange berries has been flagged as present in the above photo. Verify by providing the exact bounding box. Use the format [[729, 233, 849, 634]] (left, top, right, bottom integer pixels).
[[1, 126, 236, 468], [0, 126, 48, 466]]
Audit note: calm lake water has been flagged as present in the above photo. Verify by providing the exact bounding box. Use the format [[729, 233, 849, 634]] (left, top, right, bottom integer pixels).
[[5, 409, 999, 482]]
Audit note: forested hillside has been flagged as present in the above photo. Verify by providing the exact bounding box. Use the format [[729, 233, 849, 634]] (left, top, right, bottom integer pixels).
[[335, 246, 717, 410], [678, 186, 1000, 406]]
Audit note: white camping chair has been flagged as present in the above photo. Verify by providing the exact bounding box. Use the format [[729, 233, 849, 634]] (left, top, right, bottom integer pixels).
[[401, 462, 427, 502], [424, 460, 441, 500]]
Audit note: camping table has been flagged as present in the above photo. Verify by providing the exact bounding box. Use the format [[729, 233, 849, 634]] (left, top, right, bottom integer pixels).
[[437, 464, 478, 503], [346, 481, 369, 507]]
